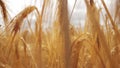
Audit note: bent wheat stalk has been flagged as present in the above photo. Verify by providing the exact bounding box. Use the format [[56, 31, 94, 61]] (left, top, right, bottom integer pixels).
[[101, 0, 120, 41], [6, 6, 39, 61], [0, 0, 9, 32]]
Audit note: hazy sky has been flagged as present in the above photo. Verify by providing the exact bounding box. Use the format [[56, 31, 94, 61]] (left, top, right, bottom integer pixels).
[[4, 0, 111, 17], [0, 0, 114, 28]]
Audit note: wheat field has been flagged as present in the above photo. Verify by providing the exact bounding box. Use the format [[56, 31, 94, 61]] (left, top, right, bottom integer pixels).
[[0, 0, 120, 68]]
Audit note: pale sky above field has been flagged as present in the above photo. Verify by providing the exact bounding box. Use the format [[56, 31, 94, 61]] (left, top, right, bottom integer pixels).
[[4, 0, 112, 17], [0, 0, 115, 28]]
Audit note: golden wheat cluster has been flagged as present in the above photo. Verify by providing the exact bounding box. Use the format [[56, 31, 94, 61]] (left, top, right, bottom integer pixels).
[[0, 0, 120, 68]]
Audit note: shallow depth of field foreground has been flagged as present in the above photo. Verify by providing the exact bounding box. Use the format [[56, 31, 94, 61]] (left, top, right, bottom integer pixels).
[[0, 0, 120, 68]]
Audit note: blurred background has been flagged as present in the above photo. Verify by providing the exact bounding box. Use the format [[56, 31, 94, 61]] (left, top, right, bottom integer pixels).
[[0, 0, 116, 29]]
